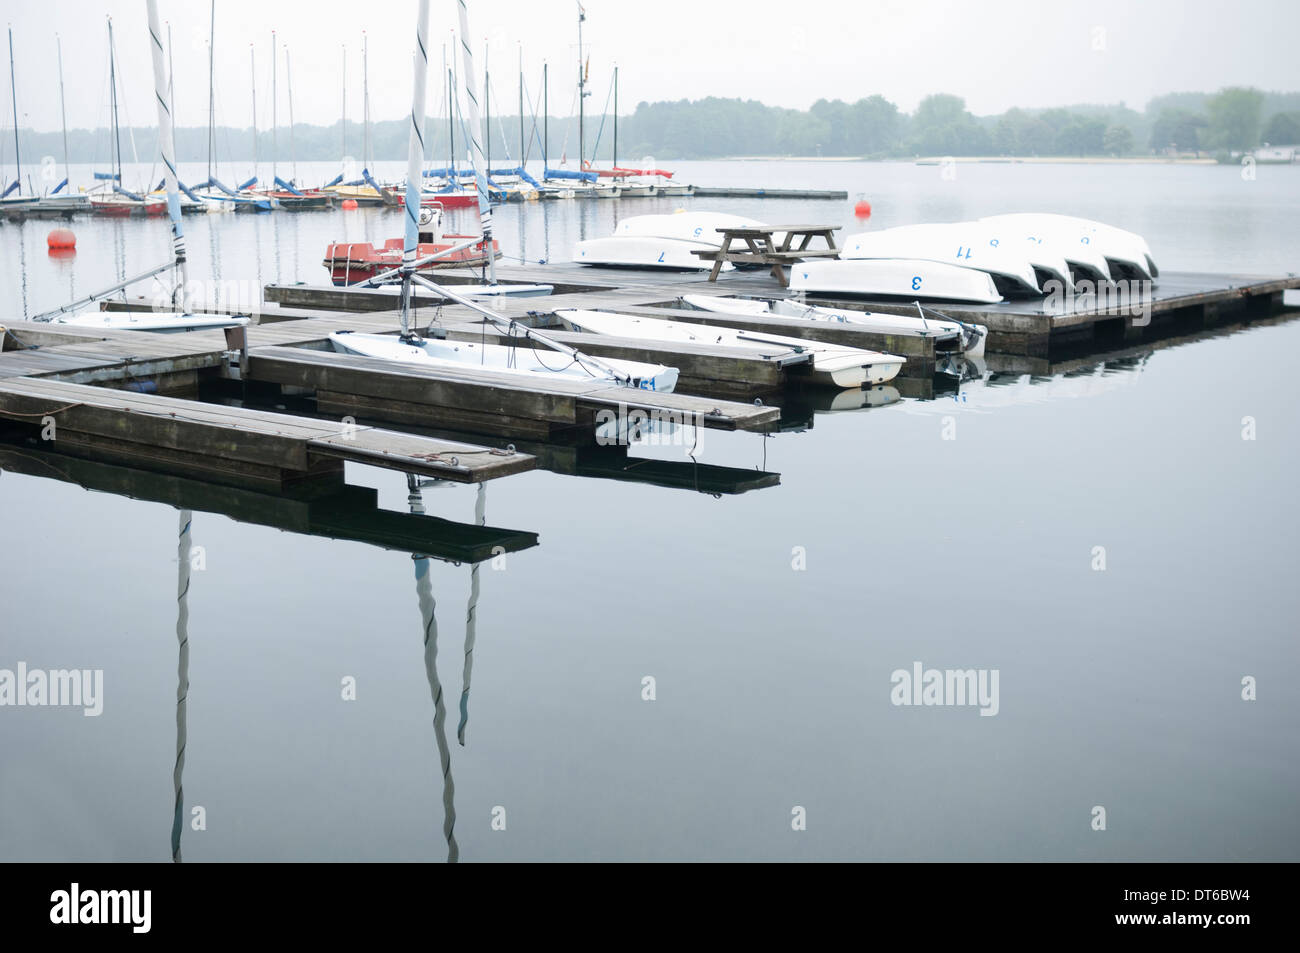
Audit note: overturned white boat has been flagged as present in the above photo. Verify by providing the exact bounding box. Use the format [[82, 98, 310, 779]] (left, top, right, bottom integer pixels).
[[789, 258, 1003, 304], [842, 223, 1070, 296], [556, 308, 904, 388], [572, 211, 768, 272], [329, 331, 679, 393], [978, 213, 1158, 282], [681, 294, 987, 358], [54, 311, 250, 333]]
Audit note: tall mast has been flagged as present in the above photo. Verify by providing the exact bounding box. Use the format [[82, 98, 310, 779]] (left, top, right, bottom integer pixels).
[[362, 31, 369, 171], [340, 45, 346, 167], [57, 35, 70, 190], [543, 61, 548, 170], [518, 44, 524, 167], [9, 27, 20, 193], [147, 0, 189, 306], [286, 47, 297, 184], [271, 31, 277, 187], [207, 1, 215, 182], [399, 0, 432, 338], [108, 17, 122, 185], [456, 0, 496, 285], [249, 44, 257, 183], [577, 2, 585, 169], [447, 64, 455, 176], [613, 65, 618, 169], [484, 42, 490, 171]]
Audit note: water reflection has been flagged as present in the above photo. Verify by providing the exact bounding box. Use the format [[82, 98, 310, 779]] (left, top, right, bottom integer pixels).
[[172, 509, 192, 863]]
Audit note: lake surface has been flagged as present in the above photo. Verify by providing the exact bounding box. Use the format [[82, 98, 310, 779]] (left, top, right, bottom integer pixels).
[[1, 160, 1298, 861]]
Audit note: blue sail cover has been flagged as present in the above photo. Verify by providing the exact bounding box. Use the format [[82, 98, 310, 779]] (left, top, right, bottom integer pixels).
[[492, 166, 542, 189], [274, 176, 305, 197], [323, 173, 343, 188], [2, 180, 18, 198], [93, 171, 121, 181], [362, 169, 383, 193], [178, 181, 204, 203], [205, 177, 239, 197], [237, 176, 258, 191], [113, 185, 146, 202], [544, 167, 597, 183], [52, 178, 67, 194]]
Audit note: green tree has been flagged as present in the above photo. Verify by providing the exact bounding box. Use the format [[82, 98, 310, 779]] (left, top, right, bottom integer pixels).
[[1149, 108, 1206, 153], [1262, 111, 1300, 145], [1103, 125, 1134, 155], [1205, 86, 1265, 151]]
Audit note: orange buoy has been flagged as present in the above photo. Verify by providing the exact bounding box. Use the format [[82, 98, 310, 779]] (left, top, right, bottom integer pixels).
[[853, 200, 872, 220], [341, 198, 358, 210], [47, 228, 77, 251]]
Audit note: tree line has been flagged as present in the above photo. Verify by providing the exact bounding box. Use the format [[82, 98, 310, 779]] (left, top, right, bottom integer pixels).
[[5, 86, 1298, 171]]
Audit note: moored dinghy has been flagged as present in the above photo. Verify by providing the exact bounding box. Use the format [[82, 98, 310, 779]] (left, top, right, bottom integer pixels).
[[978, 213, 1157, 282], [790, 257, 1004, 304], [556, 309, 905, 388], [681, 294, 988, 357], [55, 311, 250, 333], [573, 211, 771, 272]]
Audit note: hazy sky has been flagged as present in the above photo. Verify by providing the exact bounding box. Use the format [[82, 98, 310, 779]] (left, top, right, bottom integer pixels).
[[4, 0, 1298, 133]]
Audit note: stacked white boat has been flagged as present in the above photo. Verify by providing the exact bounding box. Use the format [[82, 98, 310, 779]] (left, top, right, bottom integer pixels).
[[573, 212, 770, 271], [793, 213, 1158, 303]]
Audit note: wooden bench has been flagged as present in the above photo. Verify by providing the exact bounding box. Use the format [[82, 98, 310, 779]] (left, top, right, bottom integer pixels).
[[690, 225, 841, 286]]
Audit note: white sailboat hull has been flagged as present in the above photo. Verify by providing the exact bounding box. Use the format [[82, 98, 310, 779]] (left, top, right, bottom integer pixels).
[[55, 311, 250, 333], [978, 213, 1157, 281], [556, 308, 904, 388], [681, 294, 987, 357], [573, 236, 732, 271], [789, 258, 1004, 305], [329, 331, 679, 393]]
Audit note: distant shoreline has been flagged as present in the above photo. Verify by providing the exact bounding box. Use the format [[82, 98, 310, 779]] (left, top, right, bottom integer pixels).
[[717, 155, 1222, 165]]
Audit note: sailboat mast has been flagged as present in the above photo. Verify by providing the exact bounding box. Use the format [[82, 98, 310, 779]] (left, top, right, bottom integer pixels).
[[286, 47, 297, 184], [577, 3, 585, 169], [206, 1, 215, 183], [362, 32, 370, 171], [8, 28, 20, 192], [57, 35, 70, 190], [484, 43, 490, 171], [518, 45, 524, 166], [147, 0, 189, 305], [249, 45, 257, 183], [613, 65, 618, 169], [456, 0, 496, 285], [271, 31, 277, 188], [340, 46, 346, 167], [108, 17, 122, 186], [399, 0, 432, 338], [447, 65, 455, 176], [543, 61, 548, 170]]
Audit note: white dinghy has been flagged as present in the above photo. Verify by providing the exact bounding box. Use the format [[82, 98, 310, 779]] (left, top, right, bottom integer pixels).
[[572, 211, 773, 272], [55, 311, 250, 333], [841, 223, 1069, 296], [328, 331, 679, 392], [680, 294, 988, 357], [978, 213, 1158, 282], [556, 308, 904, 388], [789, 258, 1004, 304]]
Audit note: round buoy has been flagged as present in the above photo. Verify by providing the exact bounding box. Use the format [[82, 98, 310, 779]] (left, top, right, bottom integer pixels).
[[47, 228, 77, 252], [854, 200, 872, 220], [341, 198, 358, 210]]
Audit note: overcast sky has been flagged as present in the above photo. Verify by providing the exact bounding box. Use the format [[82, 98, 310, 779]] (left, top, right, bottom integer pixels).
[[4, 0, 1298, 133]]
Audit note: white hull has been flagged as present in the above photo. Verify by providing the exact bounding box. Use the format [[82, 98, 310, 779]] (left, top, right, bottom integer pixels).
[[329, 331, 679, 393], [681, 294, 987, 357], [556, 308, 904, 388], [789, 258, 1004, 305], [574, 235, 732, 271], [614, 211, 765, 244], [842, 224, 1066, 296], [55, 311, 250, 333], [978, 213, 1157, 281]]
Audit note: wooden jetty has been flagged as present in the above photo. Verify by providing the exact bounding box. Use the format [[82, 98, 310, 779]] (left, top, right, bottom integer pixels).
[[691, 187, 848, 200]]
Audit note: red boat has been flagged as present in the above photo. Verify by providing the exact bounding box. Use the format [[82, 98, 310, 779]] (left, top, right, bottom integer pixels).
[[323, 235, 500, 285], [381, 184, 480, 209], [89, 195, 168, 218]]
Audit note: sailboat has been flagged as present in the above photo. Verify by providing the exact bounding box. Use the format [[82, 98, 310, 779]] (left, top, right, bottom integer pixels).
[[254, 34, 330, 209], [322, 36, 388, 206], [329, 1, 663, 390], [40, 1, 249, 334], [681, 294, 988, 357], [555, 309, 904, 388]]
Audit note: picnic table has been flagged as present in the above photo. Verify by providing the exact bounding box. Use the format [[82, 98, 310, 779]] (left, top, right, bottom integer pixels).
[[690, 224, 841, 286]]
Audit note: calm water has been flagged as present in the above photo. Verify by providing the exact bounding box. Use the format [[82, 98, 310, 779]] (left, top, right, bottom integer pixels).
[[1, 160, 1298, 861]]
